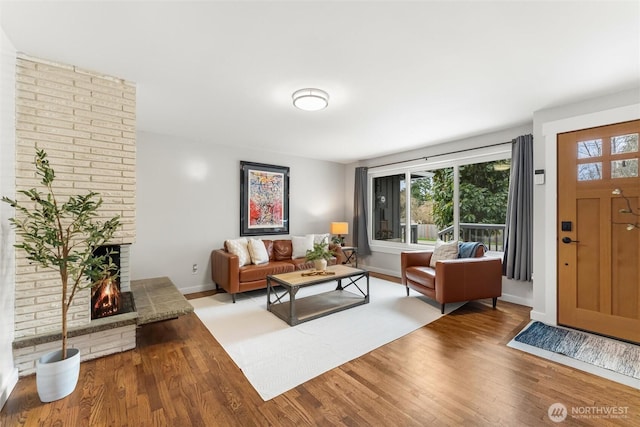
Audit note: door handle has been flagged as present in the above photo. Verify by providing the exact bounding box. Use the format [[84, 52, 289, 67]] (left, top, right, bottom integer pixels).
[[562, 237, 579, 244]]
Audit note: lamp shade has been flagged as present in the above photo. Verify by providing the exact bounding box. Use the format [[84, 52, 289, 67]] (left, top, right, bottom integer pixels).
[[330, 222, 349, 235]]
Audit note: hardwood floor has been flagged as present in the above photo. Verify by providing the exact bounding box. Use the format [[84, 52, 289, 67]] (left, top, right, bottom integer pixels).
[[2, 279, 639, 426]]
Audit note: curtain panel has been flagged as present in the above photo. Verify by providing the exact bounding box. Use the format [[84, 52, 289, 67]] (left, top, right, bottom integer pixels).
[[353, 167, 371, 255], [503, 134, 534, 281]]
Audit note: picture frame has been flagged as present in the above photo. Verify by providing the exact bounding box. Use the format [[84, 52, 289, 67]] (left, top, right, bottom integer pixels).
[[240, 161, 290, 236]]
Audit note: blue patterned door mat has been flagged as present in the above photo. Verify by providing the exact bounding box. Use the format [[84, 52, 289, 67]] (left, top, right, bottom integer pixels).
[[508, 321, 640, 389]]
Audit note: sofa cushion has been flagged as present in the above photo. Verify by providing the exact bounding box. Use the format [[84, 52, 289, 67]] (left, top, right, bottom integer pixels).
[[289, 258, 315, 270], [262, 240, 274, 261], [239, 261, 295, 282], [405, 266, 436, 289], [248, 238, 269, 265], [225, 238, 251, 267], [273, 239, 293, 261], [291, 235, 314, 259], [429, 240, 459, 268]]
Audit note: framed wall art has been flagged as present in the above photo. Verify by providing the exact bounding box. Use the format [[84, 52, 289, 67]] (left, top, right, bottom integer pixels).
[[240, 161, 290, 236]]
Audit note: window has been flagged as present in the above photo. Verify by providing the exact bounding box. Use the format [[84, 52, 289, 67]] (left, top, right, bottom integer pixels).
[[373, 174, 406, 242], [458, 161, 510, 250], [576, 132, 638, 181], [370, 149, 510, 251]]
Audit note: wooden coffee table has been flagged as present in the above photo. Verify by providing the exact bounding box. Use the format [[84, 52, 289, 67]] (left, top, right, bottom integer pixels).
[[266, 264, 369, 326]]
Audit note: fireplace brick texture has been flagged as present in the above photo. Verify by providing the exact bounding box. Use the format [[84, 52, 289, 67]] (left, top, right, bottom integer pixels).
[[13, 55, 136, 339], [13, 325, 137, 376]]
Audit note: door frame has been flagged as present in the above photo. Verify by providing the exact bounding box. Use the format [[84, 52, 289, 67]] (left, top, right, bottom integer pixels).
[[531, 103, 640, 326]]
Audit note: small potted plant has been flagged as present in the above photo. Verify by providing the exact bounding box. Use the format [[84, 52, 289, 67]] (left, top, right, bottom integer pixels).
[[2, 149, 120, 402], [305, 238, 336, 271]]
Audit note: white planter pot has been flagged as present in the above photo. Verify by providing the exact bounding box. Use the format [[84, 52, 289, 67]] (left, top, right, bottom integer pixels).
[[314, 259, 327, 271], [36, 347, 81, 402]]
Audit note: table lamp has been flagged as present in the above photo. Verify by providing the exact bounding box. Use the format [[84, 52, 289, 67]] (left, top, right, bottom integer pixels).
[[330, 222, 348, 246]]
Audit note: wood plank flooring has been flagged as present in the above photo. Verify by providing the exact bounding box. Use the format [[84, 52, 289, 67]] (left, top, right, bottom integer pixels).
[[2, 277, 639, 426]]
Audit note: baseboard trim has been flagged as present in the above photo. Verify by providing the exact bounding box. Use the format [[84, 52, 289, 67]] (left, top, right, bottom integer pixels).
[[529, 310, 556, 325], [0, 367, 18, 411], [178, 283, 216, 295], [499, 293, 532, 308], [361, 265, 398, 277]]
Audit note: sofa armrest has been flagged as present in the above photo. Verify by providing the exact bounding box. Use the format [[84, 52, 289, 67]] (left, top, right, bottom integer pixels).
[[211, 249, 240, 294], [435, 257, 502, 303]]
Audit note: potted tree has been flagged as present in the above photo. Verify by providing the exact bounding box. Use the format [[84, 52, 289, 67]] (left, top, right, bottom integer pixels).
[[2, 149, 120, 402], [305, 238, 336, 271]]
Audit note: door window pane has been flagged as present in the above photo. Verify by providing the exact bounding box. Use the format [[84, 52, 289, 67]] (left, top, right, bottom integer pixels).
[[577, 139, 602, 159], [611, 133, 639, 154], [611, 158, 638, 178], [578, 162, 602, 181]]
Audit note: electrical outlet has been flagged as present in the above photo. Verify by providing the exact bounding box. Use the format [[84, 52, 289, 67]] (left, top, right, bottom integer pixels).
[[192, 264, 198, 274]]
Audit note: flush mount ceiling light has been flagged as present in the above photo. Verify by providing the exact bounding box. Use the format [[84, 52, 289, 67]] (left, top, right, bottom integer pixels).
[[292, 88, 329, 111]]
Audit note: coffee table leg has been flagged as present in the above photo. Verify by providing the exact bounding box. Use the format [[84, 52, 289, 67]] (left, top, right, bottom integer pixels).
[[267, 277, 272, 311], [290, 285, 298, 325], [365, 272, 370, 303]]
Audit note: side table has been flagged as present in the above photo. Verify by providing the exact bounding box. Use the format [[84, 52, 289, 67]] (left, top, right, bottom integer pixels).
[[341, 246, 358, 267]]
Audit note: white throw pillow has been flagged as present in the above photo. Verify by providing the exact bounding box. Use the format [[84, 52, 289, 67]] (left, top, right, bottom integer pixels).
[[429, 240, 459, 268], [309, 233, 330, 245], [225, 238, 250, 267], [291, 235, 314, 259], [248, 238, 269, 265]]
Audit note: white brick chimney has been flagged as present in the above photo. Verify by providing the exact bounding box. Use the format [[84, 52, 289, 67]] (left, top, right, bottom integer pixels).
[[12, 55, 137, 374]]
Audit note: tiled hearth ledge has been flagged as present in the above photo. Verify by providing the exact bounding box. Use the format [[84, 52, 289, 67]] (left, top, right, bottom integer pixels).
[[13, 277, 193, 375], [131, 276, 194, 325]]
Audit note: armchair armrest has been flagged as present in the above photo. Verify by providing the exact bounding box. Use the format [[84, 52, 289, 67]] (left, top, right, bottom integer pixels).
[[401, 250, 433, 268], [211, 249, 240, 294], [400, 251, 433, 285]]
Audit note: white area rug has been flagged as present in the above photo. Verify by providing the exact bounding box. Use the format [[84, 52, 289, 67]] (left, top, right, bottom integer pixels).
[[191, 277, 462, 400]]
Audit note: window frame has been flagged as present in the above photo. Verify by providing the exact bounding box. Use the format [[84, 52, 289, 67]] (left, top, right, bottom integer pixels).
[[368, 144, 512, 254]]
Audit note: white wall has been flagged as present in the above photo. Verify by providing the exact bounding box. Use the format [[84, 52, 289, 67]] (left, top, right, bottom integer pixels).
[[0, 20, 18, 410], [530, 89, 640, 324], [345, 123, 535, 307], [132, 131, 346, 294]]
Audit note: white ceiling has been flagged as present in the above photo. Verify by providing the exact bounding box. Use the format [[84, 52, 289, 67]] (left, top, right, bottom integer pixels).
[[1, 1, 639, 164]]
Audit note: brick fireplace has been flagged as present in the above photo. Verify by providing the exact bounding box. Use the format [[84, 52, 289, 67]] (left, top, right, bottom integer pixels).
[[12, 55, 137, 375]]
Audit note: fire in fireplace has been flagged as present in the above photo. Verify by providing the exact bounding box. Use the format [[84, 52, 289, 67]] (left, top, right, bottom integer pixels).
[[91, 245, 122, 319]]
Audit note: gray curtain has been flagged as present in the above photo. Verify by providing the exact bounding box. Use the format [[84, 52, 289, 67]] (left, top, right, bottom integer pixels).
[[503, 134, 533, 281], [353, 167, 371, 255]]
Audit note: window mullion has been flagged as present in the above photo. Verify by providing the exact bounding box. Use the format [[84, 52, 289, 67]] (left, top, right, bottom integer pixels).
[[406, 171, 411, 244], [453, 165, 459, 241]]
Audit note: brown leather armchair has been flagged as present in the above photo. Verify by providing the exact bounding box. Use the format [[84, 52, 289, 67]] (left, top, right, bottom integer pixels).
[[400, 244, 502, 314]]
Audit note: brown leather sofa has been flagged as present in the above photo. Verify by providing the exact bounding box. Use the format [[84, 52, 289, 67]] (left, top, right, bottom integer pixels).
[[211, 239, 345, 302], [400, 244, 502, 314]]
